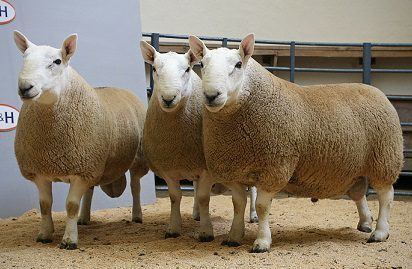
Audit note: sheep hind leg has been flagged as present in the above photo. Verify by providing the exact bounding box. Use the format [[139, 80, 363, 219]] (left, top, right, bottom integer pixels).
[[192, 181, 200, 221], [59, 178, 89, 250], [347, 177, 373, 233], [249, 186, 258, 223], [222, 183, 247, 247], [367, 185, 394, 243], [130, 168, 148, 223], [251, 189, 275, 253], [77, 187, 94, 225], [34, 178, 54, 243], [165, 179, 182, 238], [196, 174, 214, 242]]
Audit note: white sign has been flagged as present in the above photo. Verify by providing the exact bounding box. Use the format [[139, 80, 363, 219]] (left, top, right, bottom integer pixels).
[[0, 0, 15, 25], [0, 104, 19, 131]]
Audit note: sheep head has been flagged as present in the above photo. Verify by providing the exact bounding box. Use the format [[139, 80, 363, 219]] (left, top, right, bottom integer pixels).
[[140, 41, 199, 112], [189, 34, 255, 112], [13, 30, 77, 105]]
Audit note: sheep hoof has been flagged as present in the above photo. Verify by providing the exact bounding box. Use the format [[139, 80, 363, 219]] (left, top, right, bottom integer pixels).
[[59, 242, 77, 250], [192, 215, 200, 221], [36, 237, 52, 244], [357, 224, 372, 233], [164, 232, 180, 239], [221, 240, 241, 247], [250, 246, 270, 253], [198, 235, 214, 242], [250, 216, 259, 223], [367, 232, 389, 243], [132, 217, 143, 224]]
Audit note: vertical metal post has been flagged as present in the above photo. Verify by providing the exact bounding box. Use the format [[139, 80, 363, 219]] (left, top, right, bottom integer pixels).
[[149, 33, 160, 95], [290, 41, 295, 83], [362, 42, 372, 85], [363, 42, 372, 194], [222, 38, 228, 48]]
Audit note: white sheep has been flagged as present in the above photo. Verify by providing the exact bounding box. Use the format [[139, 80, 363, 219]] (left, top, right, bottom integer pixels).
[[189, 34, 403, 252], [13, 31, 148, 250]]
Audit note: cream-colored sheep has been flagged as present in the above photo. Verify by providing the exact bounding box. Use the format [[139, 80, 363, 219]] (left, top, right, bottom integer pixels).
[[13, 31, 148, 250], [189, 34, 403, 252], [140, 41, 218, 241]]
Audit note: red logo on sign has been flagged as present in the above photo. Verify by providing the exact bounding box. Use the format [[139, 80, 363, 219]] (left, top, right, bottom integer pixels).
[[0, 0, 15, 25]]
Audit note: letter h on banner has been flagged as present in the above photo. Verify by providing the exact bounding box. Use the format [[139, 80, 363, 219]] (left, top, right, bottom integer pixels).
[[0, 5, 8, 17]]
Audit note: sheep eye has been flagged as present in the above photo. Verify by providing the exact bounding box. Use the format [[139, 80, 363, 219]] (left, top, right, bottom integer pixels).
[[235, 61, 242, 68], [185, 67, 190, 73], [53, 59, 62, 65], [152, 67, 156, 72], [200, 62, 204, 68]]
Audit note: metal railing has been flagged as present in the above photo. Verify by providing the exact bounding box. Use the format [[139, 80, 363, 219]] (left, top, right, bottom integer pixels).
[[142, 32, 412, 182]]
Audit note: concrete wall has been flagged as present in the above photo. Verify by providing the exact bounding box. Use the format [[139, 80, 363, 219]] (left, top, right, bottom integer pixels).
[[0, 0, 156, 218], [141, 0, 412, 42]]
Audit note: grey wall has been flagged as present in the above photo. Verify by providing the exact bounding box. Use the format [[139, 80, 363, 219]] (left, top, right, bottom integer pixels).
[[0, 0, 156, 218]]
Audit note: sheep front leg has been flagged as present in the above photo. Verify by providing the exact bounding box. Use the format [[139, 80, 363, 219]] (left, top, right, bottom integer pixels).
[[249, 186, 258, 223], [59, 178, 89, 250], [192, 181, 200, 221], [78, 187, 94, 225], [34, 178, 54, 243], [130, 171, 143, 223], [367, 185, 394, 243], [251, 189, 275, 253], [165, 179, 182, 238], [222, 183, 247, 247], [196, 174, 214, 242]]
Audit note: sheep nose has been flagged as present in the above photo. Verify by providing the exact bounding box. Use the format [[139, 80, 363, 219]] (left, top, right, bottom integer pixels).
[[19, 84, 34, 96], [162, 95, 176, 107], [205, 92, 221, 104]]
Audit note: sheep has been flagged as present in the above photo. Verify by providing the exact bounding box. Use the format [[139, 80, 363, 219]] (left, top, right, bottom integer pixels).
[[13, 31, 148, 250], [140, 41, 216, 241], [189, 34, 403, 253], [140, 41, 257, 240]]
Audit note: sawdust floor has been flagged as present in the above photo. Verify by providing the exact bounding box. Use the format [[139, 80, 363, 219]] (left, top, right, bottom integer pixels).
[[0, 193, 411, 269]]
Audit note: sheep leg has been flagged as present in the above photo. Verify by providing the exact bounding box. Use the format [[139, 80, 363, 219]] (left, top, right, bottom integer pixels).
[[249, 186, 258, 223], [251, 189, 274, 253], [130, 171, 143, 223], [78, 187, 94, 225], [34, 178, 54, 243], [196, 175, 214, 242], [347, 178, 373, 233], [192, 181, 200, 221], [354, 197, 373, 233], [222, 183, 247, 247], [59, 178, 89, 250], [165, 179, 182, 238], [367, 185, 394, 243]]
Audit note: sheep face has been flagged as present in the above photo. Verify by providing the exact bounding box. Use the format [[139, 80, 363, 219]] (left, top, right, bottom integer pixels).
[[140, 41, 198, 112], [189, 34, 255, 112], [14, 31, 77, 105]]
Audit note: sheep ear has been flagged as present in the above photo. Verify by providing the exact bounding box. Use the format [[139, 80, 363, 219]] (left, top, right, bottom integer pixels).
[[239, 33, 255, 64], [140, 41, 158, 65], [188, 35, 208, 60], [61, 34, 77, 62], [13, 30, 34, 53], [186, 49, 199, 67]]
